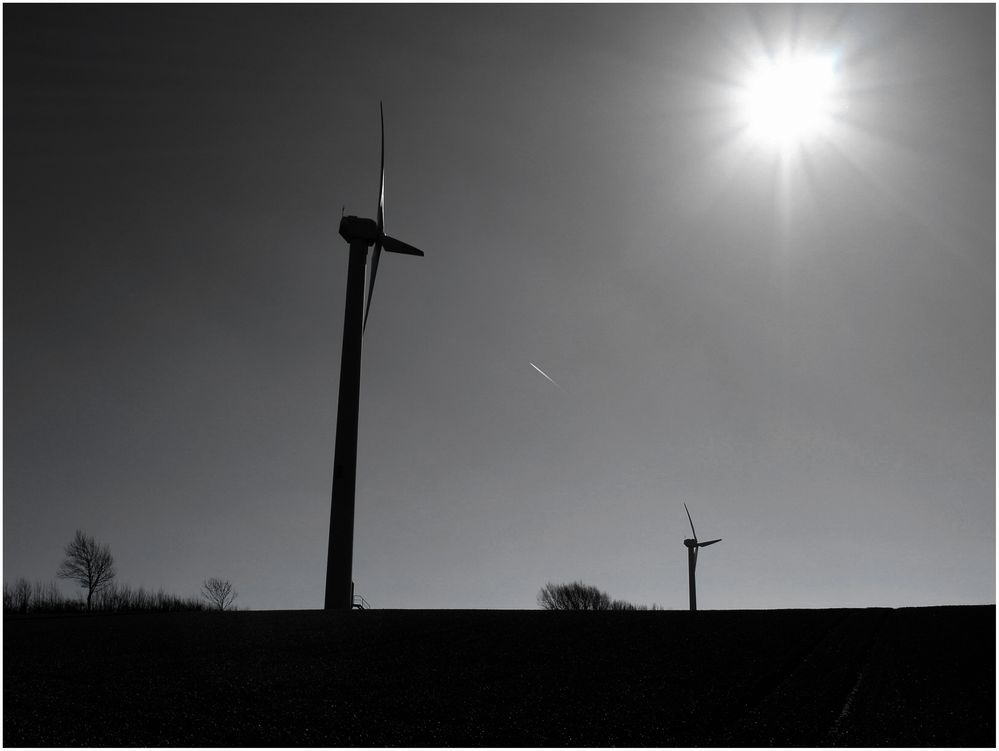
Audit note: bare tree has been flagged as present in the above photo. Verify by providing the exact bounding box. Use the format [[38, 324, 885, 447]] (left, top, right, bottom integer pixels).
[[32, 580, 65, 612], [56, 530, 116, 611], [537, 581, 613, 610], [5, 577, 33, 613], [201, 577, 237, 610], [536, 582, 655, 610]]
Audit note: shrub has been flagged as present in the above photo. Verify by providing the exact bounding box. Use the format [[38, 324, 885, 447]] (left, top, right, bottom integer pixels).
[[7, 578, 33, 613], [3, 578, 205, 614], [537, 581, 613, 610], [537, 581, 663, 611], [94, 583, 205, 613]]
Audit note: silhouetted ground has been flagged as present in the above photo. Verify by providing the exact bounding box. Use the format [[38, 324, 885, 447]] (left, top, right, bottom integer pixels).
[[3, 606, 994, 746]]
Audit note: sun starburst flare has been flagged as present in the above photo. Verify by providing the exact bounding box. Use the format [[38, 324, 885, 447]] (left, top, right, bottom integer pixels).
[[740, 53, 840, 150]]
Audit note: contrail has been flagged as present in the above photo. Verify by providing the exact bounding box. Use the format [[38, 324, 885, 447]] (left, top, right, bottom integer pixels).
[[530, 362, 560, 388]]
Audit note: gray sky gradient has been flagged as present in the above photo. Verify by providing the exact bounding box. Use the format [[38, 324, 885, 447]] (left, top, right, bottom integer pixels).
[[4, 4, 994, 610]]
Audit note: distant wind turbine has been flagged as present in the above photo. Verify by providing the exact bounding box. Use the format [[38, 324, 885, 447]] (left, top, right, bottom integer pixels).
[[683, 503, 722, 612], [530, 362, 560, 388], [325, 103, 424, 610]]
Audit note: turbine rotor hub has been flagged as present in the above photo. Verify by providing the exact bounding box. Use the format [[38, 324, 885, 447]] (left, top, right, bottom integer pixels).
[[339, 215, 379, 246], [684, 538, 698, 548]]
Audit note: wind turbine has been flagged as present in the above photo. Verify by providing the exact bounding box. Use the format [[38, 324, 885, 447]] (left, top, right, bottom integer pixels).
[[325, 103, 424, 610], [683, 503, 721, 612]]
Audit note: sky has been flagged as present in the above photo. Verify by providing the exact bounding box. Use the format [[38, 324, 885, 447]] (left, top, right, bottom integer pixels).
[[4, 3, 994, 611]]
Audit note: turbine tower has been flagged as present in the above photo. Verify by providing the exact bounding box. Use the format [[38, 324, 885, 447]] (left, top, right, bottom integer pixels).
[[683, 503, 722, 612], [325, 103, 424, 610]]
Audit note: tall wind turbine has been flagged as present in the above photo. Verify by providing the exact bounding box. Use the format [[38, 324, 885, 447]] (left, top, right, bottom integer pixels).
[[683, 503, 722, 612], [325, 103, 424, 610]]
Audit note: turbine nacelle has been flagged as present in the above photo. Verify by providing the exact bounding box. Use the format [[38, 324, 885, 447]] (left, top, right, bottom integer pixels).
[[339, 216, 426, 258], [339, 216, 380, 246], [684, 537, 721, 549]]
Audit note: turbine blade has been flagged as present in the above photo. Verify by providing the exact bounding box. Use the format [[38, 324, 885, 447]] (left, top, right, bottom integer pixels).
[[697, 538, 722, 547], [684, 503, 697, 541], [363, 241, 382, 333], [377, 101, 385, 235], [382, 235, 425, 256]]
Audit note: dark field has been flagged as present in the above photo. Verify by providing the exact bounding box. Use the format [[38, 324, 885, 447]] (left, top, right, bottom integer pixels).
[[4, 606, 994, 746]]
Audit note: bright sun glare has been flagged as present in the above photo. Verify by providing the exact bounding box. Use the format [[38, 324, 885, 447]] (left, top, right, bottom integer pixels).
[[741, 54, 839, 148]]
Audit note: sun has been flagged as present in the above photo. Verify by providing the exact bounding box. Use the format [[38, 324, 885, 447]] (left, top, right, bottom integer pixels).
[[740, 54, 839, 149]]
